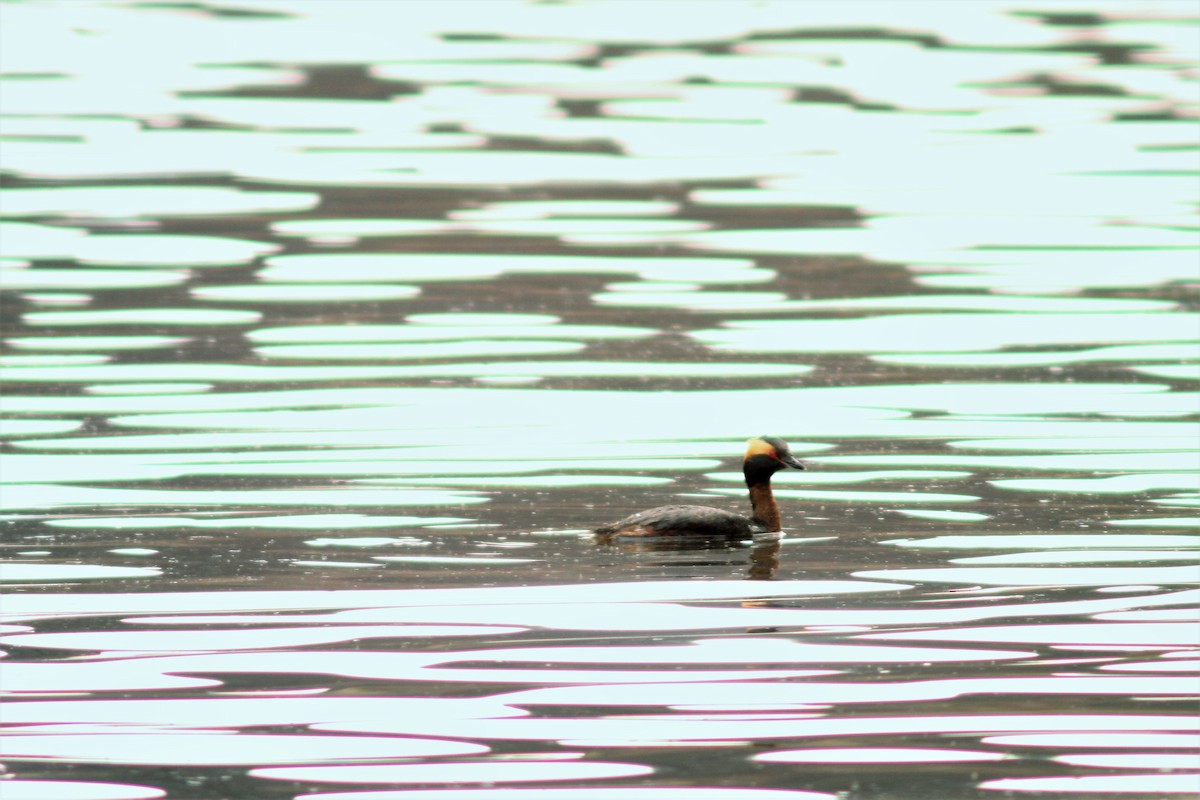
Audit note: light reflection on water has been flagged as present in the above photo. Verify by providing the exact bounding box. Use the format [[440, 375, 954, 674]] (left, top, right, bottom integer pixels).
[[1, 1, 1197, 798]]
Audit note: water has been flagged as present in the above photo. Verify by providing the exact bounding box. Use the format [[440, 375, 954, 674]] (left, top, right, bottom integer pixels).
[[1, 1, 1198, 798]]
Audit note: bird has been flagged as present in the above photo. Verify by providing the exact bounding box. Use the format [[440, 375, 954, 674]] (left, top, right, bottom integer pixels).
[[594, 436, 805, 539]]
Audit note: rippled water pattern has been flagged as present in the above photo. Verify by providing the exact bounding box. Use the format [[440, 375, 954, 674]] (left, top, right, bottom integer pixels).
[[2, 1, 1198, 798]]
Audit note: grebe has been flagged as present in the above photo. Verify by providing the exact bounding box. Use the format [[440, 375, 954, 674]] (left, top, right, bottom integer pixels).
[[595, 436, 805, 539]]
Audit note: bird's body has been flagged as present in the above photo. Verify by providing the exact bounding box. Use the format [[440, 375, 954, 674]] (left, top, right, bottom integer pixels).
[[594, 504, 759, 538], [595, 436, 804, 539]]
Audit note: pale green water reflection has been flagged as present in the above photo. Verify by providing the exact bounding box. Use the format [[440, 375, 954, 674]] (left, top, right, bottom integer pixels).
[[255, 340, 587, 361], [7, 335, 192, 352], [248, 320, 657, 342], [47, 514, 471, 530], [271, 216, 710, 238], [21, 308, 262, 326], [0, 185, 320, 218], [875, 343, 1198, 368], [602, 292, 1178, 315], [2, 2, 1197, 799], [2, 267, 188, 290], [0, 419, 83, 437], [193, 284, 422, 303], [1, 223, 278, 266], [259, 253, 772, 284], [1136, 363, 1200, 380], [2, 354, 110, 367], [84, 382, 213, 395], [1, 360, 815, 383], [694, 313, 1199, 354], [2, 484, 486, 512]]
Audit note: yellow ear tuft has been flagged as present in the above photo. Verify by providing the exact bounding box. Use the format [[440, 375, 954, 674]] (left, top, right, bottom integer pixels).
[[745, 437, 776, 459]]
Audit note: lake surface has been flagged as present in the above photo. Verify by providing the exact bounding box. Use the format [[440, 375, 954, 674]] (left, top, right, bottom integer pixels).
[[1, 1, 1198, 798]]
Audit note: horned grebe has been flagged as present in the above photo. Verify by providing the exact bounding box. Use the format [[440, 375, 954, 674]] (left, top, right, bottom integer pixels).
[[595, 436, 804, 539]]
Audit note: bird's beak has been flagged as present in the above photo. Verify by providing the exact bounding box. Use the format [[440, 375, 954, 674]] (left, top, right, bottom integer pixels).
[[781, 453, 806, 470]]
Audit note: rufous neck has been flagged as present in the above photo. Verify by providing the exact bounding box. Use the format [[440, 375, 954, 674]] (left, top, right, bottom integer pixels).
[[747, 481, 781, 532]]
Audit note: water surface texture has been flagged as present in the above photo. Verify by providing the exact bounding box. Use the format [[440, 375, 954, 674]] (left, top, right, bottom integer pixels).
[[2, 2, 1198, 799]]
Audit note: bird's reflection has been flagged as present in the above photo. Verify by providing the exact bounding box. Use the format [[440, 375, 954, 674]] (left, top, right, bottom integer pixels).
[[595, 533, 782, 580], [747, 539, 781, 580]]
